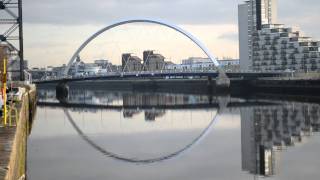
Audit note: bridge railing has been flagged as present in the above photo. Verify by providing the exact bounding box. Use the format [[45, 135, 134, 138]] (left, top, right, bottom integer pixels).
[[33, 69, 290, 83]]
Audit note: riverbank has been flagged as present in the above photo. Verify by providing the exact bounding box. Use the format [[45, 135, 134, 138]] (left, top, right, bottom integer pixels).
[[0, 84, 36, 180], [37, 77, 320, 97]]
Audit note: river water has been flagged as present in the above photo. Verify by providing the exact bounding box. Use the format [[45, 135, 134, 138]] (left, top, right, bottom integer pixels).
[[27, 88, 320, 180]]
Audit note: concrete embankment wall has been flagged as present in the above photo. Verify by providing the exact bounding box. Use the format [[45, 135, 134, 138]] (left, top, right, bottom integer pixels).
[[4, 86, 36, 180], [36, 77, 320, 97], [38, 78, 232, 95], [249, 79, 320, 96]]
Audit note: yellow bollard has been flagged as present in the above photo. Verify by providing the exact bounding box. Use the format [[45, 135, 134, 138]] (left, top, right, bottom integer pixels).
[[3, 56, 7, 126]]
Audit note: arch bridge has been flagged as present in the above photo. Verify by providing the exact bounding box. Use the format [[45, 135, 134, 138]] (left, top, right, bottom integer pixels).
[[42, 19, 231, 87]]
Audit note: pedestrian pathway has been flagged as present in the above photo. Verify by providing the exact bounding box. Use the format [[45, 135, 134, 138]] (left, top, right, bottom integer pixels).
[[0, 126, 16, 180]]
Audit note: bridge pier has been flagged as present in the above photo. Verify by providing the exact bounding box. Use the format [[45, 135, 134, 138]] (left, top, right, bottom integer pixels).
[[215, 71, 231, 88], [56, 81, 69, 103], [207, 73, 230, 94]]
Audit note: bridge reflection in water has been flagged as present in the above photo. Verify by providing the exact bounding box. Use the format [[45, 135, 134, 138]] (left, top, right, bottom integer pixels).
[[28, 88, 320, 180]]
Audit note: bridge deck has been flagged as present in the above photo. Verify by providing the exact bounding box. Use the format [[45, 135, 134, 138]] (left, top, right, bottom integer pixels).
[[34, 72, 284, 84]]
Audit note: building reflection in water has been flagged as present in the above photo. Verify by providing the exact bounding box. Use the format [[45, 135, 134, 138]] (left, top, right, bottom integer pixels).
[[241, 103, 320, 177], [38, 89, 222, 121], [38, 89, 216, 106], [122, 109, 165, 121], [38, 88, 320, 177]]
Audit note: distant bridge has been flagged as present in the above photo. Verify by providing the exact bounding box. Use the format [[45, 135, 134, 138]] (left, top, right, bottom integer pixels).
[[33, 19, 234, 87], [34, 71, 284, 84]]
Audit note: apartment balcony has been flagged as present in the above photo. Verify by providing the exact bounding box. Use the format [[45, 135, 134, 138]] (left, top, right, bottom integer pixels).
[[288, 44, 295, 49], [299, 42, 309, 46], [283, 28, 292, 33], [311, 64, 318, 71], [290, 37, 298, 42], [252, 32, 259, 36], [253, 37, 260, 41], [281, 51, 287, 55], [302, 49, 310, 53], [310, 59, 317, 64], [271, 29, 280, 33], [263, 51, 270, 56], [263, 56, 270, 60], [253, 62, 260, 66], [301, 59, 308, 64], [289, 55, 296, 59], [265, 36, 271, 41], [270, 62, 277, 66], [310, 53, 318, 58], [309, 47, 319, 51], [253, 42, 259, 47], [270, 46, 277, 50], [271, 56, 277, 60], [280, 33, 289, 37], [300, 65, 307, 70]]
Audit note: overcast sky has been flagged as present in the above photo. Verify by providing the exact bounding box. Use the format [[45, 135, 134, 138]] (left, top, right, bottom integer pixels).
[[21, 0, 320, 67]]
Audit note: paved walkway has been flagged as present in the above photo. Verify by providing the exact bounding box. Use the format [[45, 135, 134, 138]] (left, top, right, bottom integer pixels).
[[0, 126, 16, 179], [0, 102, 20, 180]]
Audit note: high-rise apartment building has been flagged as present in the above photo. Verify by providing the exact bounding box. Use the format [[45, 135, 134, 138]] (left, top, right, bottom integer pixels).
[[239, 0, 277, 71], [238, 0, 320, 72]]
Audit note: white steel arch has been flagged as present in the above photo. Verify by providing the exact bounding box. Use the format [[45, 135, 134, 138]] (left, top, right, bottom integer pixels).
[[63, 19, 226, 77]]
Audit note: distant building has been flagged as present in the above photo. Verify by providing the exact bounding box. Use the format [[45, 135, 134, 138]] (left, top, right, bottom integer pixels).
[[144, 110, 166, 121], [218, 58, 240, 72], [52, 65, 66, 77], [164, 57, 214, 71], [122, 53, 143, 72], [123, 109, 141, 118], [143, 50, 166, 71], [29, 67, 47, 80], [166, 57, 239, 71], [83, 63, 100, 75], [94, 59, 109, 68], [8, 59, 28, 81]]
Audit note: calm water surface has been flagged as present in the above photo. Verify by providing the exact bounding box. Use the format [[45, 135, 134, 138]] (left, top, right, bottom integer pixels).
[[27, 88, 320, 180]]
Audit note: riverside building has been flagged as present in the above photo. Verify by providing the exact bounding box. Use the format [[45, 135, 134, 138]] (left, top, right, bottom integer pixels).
[[238, 0, 320, 72]]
